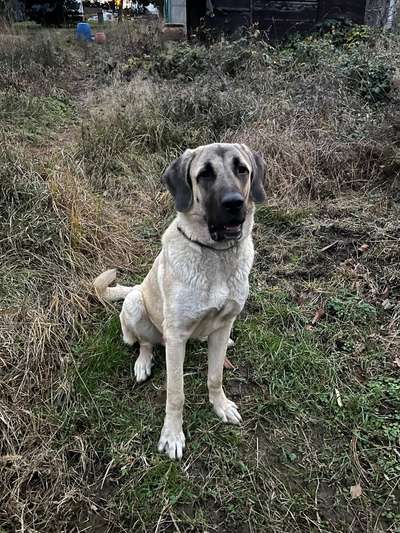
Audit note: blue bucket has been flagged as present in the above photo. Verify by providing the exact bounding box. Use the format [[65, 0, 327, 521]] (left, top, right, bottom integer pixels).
[[76, 22, 92, 42]]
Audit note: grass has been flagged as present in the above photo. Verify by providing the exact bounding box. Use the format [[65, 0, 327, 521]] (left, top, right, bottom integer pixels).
[[0, 17, 399, 533], [0, 90, 74, 141]]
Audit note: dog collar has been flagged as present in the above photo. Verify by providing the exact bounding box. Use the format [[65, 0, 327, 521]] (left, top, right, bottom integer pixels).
[[177, 226, 238, 252]]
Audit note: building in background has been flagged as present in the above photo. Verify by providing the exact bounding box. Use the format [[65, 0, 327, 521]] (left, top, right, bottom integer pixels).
[[163, 0, 398, 38]]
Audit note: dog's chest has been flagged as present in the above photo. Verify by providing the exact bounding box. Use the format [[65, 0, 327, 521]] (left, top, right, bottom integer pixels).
[[206, 260, 246, 308], [177, 245, 253, 313], [161, 236, 254, 337]]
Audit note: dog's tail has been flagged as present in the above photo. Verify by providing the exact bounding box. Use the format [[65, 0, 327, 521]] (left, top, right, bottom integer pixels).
[[93, 269, 133, 302]]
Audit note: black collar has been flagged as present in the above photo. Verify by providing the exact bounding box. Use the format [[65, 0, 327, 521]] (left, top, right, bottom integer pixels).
[[177, 226, 238, 252]]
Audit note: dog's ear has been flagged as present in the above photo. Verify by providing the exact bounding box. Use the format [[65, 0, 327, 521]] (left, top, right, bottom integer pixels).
[[239, 145, 267, 203], [250, 151, 267, 203], [161, 149, 195, 212]]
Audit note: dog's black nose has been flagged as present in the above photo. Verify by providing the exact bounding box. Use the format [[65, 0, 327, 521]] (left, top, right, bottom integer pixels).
[[221, 192, 244, 211]]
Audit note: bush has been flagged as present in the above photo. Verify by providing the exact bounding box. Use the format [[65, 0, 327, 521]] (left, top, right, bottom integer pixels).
[[80, 76, 260, 194], [128, 37, 268, 83], [313, 19, 375, 48], [150, 43, 209, 81], [81, 22, 400, 201], [342, 52, 394, 103]]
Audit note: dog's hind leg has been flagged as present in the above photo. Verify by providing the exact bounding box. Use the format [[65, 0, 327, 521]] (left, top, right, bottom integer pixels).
[[120, 313, 137, 346], [134, 342, 154, 383], [120, 286, 162, 383]]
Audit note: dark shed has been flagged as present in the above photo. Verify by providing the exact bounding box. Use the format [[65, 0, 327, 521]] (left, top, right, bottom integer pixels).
[[195, 0, 367, 38], [165, 0, 396, 38]]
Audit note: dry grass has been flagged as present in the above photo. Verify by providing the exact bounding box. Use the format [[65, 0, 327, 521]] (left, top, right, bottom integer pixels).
[[0, 123, 157, 531], [0, 19, 399, 532]]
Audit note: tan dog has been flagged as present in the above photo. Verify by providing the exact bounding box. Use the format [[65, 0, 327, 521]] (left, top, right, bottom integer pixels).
[[93, 143, 266, 459]]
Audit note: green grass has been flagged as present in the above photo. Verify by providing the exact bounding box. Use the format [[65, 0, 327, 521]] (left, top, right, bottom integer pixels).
[[0, 90, 74, 142], [51, 197, 400, 532], [61, 263, 398, 531]]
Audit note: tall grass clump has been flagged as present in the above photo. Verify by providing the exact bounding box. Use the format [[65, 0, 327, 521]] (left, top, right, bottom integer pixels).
[[82, 25, 400, 202], [0, 26, 69, 92]]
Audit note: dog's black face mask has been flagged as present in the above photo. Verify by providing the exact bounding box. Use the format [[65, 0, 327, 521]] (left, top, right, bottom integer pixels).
[[196, 147, 266, 241], [161, 144, 266, 242], [198, 160, 246, 241]]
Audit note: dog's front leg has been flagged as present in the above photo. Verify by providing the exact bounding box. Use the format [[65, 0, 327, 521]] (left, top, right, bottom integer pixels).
[[208, 320, 242, 425], [158, 333, 187, 459]]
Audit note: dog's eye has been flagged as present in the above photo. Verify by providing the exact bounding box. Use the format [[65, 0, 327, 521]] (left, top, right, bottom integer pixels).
[[238, 165, 248, 176], [197, 170, 215, 181]]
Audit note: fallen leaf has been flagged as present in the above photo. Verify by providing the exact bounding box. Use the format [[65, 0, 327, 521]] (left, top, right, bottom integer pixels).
[[311, 307, 325, 325], [297, 292, 306, 306], [382, 299, 393, 310], [358, 244, 369, 252], [381, 287, 389, 298], [394, 357, 400, 368], [350, 483, 362, 499], [335, 388, 343, 408], [224, 357, 235, 369]]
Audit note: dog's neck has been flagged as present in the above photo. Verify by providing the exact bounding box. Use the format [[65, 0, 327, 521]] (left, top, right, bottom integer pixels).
[[175, 208, 254, 251]]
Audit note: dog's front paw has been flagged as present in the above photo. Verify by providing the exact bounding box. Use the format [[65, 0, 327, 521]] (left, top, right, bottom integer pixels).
[[158, 425, 186, 460], [134, 356, 152, 383], [212, 397, 242, 425]]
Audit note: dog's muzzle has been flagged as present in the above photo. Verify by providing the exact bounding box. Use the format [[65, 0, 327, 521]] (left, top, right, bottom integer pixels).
[[209, 191, 245, 241]]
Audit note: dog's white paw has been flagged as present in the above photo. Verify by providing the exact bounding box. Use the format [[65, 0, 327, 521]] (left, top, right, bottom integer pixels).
[[212, 398, 242, 425], [158, 426, 186, 460], [134, 356, 152, 383]]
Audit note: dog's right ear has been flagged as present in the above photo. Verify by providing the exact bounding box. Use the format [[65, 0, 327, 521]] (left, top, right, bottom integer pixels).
[[161, 149, 194, 212]]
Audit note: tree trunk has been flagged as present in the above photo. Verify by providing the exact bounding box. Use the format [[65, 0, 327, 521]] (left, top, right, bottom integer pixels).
[[365, 0, 397, 27]]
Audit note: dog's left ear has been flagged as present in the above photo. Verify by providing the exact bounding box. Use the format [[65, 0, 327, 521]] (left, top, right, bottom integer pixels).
[[161, 149, 194, 212], [239, 145, 267, 203]]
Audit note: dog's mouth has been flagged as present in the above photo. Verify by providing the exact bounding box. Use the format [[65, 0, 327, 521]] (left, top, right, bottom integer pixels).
[[209, 223, 243, 241]]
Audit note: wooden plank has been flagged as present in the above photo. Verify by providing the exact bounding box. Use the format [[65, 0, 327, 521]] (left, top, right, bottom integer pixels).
[[254, 0, 318, 22], [202, 0, 366, 38], [253, 0, 318, 7], [207, 11, 251, 31], [213, 0, 250, 10], [318, 0, 366, 23]]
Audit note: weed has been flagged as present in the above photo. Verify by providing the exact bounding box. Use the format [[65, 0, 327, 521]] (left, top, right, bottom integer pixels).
[[327, 295, 377, 322], [314, 19, 376, 48]]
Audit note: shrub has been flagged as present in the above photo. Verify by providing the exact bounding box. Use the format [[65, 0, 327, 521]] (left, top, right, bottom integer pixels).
[[313, 19, 375, 48], [342, 51, 394, 103], [150, 43, 209, 81]]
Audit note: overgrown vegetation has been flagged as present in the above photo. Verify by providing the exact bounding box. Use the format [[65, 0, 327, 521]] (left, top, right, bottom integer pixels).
[[0, 18, 399, 532]]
